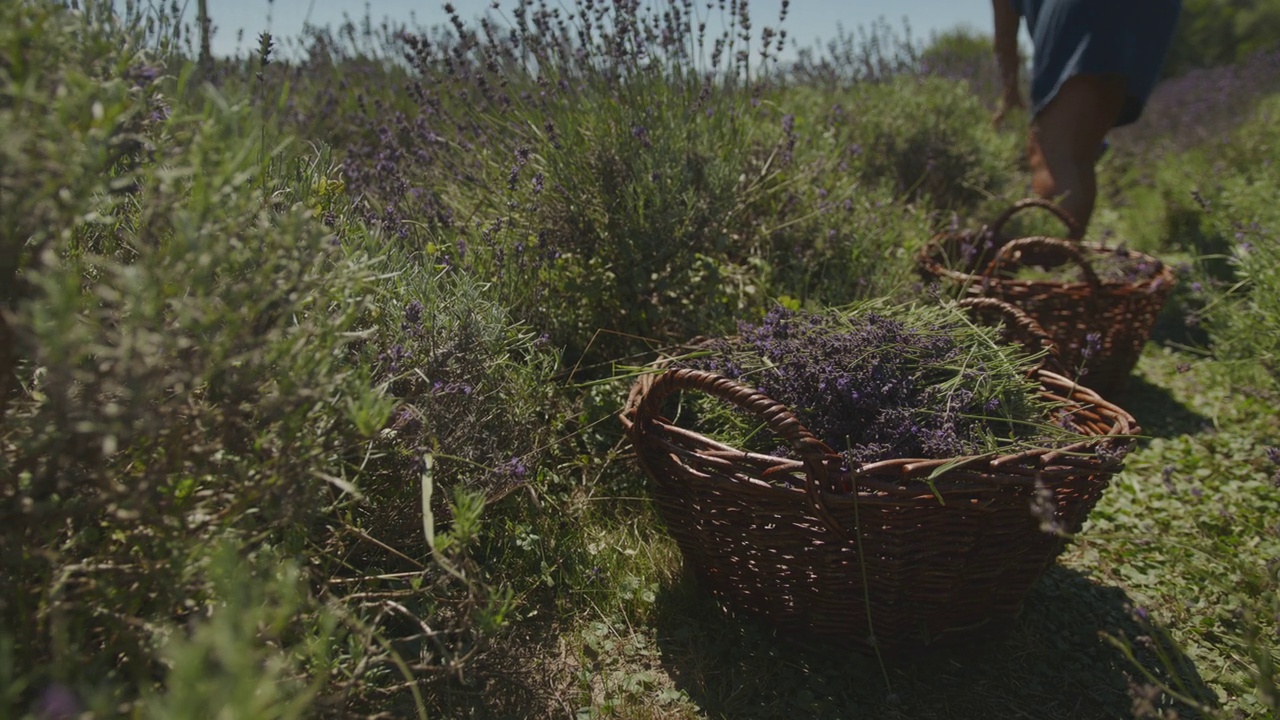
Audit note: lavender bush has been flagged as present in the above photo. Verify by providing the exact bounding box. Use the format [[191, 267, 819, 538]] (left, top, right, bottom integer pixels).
[[1, 2, 556, 714], [1100, 86, 1280, 392], [1098, 50, 1280, 262], [271, 0, 802, 367], [1111, 48, 1280, 158], [788, 17, 922, 87], [249, 1, 1017, 370], [1191, 96, 1280, 392]]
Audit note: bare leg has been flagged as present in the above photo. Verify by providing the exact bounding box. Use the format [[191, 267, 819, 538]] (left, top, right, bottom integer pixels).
[[1026, 74, 1126, 237]]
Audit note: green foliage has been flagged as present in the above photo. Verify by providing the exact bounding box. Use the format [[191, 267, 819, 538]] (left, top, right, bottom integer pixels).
[[283, 6, 1013, 371], [0, 0, 163, 403], [140, 542, 337, 720], [500, 68, 776, 364], [347, 259, 563, 545], [1165, 0, 1280, 76], [817, 76, 1012, 212], [1, 43, 377, 702], [1104, 92, 1280, 392], [1205, 226, 1280, 392]]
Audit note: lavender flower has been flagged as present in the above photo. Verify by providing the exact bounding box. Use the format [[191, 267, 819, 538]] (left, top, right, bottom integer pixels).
[[126, 62, 163, 87], [501, 456, 529, 481], [1081, 332, 1103, 361], [681, 305, 1060, 467], [404, 300, 424, 326], [379, 343, 409, 375]]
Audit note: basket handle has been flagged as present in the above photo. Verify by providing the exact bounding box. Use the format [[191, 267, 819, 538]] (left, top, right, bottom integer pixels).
[[625, 367, 851, 540], [956, 297, 1064, 375], [986, 198, 1083, 241], [980, 236, 1103, 293]]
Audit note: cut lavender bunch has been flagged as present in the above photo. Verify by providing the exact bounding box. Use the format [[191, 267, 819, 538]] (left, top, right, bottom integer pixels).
[[678, 301, 1083, 469]]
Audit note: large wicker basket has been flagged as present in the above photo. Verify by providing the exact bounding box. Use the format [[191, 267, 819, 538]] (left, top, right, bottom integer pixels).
[[917, 199, 1176, 396], [620, 302, 1137, 653]]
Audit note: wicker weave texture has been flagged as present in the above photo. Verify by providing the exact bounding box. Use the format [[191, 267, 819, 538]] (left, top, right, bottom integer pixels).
[[622, 364, 1136, 653]]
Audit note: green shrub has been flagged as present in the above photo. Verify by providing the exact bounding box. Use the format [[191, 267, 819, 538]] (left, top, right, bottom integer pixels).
[[1, 3, 556, 712], [347, 261, 562, 544], [2, 44, 380, 697], [822, 76, 1013, 213], [287, 4, 1010, 370], [1202, 212, 1280, 393], [1103, 92, 1280, 391], [138, 542, 338, 720]]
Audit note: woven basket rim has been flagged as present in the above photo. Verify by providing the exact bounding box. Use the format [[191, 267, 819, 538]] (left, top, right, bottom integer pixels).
[[621, 364, 1138, 488], [917, 233, 1178, 293]]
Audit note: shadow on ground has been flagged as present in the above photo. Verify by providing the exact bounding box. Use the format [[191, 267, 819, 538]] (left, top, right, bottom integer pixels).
[[1112, 371, 1213, 441], [653, 564, 1218, 719]]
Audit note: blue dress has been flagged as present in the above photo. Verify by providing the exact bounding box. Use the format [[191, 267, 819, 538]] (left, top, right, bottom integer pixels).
[[1013, 0, 1182, 127]]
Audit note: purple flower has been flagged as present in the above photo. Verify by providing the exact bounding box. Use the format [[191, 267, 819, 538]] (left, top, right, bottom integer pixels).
[[502, 456, 529, 481], [126, 62, 163, 87], [404, 300, 424, 326], [379, 343, 409, 375], [1082, 332, 1102, 360], [36, 683, 81, 720]]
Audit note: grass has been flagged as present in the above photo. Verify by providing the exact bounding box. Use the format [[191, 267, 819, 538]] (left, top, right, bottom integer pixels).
[[2, 1, 1279, 718]]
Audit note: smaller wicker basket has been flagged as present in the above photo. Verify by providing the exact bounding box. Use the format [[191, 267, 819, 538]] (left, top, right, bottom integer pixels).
[[917, 199, 1176, 396], [620, 300, 1137, 653]]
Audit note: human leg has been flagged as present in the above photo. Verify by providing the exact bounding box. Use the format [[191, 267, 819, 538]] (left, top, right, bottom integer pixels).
[[1025, 73, 1126, 236]]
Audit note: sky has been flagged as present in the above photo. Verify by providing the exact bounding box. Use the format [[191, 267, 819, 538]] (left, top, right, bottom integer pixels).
[[185, 0, 994, 60]]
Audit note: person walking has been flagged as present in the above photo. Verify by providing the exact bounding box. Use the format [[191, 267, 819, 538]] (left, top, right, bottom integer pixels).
[[992, 0, 1182, 237]]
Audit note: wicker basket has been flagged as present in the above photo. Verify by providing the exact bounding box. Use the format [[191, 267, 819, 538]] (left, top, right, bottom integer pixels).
[[918, 199, 1176, 396], [620, 301, 1137, 653]]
